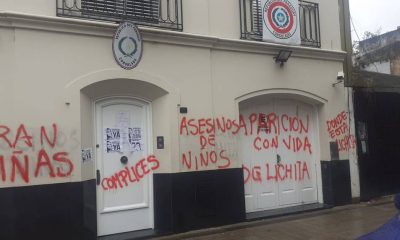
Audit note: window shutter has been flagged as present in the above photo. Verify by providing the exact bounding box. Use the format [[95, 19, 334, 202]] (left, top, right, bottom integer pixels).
[[126, 0, 159, 22], [251, 0, 262, 34], [82, 0, 159, 23]]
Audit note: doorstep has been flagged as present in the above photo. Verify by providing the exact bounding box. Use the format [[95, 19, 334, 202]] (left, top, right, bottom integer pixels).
[[98, 229, 169, 240]]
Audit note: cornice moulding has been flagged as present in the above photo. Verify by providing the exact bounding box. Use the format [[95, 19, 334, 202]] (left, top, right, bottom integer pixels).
[[0, 11, 346, 62]]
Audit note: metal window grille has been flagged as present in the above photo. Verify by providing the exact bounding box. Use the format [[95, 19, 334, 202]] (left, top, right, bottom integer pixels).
[[239, 0, 321, 48], [57, 0, 183, 31]]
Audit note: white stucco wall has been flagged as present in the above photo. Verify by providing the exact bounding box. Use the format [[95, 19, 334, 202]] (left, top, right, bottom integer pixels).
[[0, 0, 343, 50], [0, 0, 357, 199]]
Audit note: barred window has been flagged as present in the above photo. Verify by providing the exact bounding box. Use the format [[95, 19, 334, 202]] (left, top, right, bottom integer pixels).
[[240, 0, 321, 47], [81, 0, 160, 23], [57, 0, 183, 30]]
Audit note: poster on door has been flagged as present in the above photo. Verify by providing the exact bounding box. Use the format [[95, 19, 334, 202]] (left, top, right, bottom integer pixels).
[[105, 128, 122, 153], [128, 127, 142, 152], [261, 0, 301, 45], [104, 127, 143, 153]]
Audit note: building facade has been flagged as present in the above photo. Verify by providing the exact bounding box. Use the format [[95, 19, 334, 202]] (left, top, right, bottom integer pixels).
[[356, 27, 400, 75], [0, 0, 356, 239]]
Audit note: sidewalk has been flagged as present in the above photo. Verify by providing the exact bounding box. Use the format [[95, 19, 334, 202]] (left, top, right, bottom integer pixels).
[[152, 198, 396, 240]]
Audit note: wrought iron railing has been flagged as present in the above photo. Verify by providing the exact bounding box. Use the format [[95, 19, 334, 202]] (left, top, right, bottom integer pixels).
[[57, 0, 183, 31], [239, 0, 321, 48]]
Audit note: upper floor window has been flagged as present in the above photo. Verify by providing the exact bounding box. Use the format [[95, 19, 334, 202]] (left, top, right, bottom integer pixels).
[[57, 0, 183, 31], [239, 0, 321, 48]]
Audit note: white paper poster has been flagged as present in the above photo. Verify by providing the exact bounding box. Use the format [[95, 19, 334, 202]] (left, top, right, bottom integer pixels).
[[81, 148, 93, 163], [261, 0, 301, 45], [116, 112, 130, 128], [105, 128, 122, 153], [104, 127, 143, 153], [128, 127, 142, 151]]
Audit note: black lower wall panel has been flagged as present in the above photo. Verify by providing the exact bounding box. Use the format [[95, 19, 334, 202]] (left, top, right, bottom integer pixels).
[[1, 169, 244, 240], [83, 180, 97, 240], [0, 180, 97, 240], [321, 160, 352, 206], [154, 168, 246, 234], [153, 173, 174, 234]]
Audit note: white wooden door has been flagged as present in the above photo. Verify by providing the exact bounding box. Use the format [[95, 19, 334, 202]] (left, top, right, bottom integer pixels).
[[240, 98, 318, 213], [275, 99, 298, 207], [96, 98, 153, 236], [241, 101, 279, 212], [294, 101, 318, 204]]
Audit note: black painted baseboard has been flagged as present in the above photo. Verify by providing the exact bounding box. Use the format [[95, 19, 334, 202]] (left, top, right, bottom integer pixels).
[[154, 168, 246, 233], [0, 180, 97, 240], [321, 160, 352, 206], [2, 165, 350, 239], [0, 169, 245, 240]]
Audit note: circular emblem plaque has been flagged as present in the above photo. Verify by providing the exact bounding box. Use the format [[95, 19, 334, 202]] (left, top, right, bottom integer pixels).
[[113, 22, 143, 70], [263, 0, 298, 39]]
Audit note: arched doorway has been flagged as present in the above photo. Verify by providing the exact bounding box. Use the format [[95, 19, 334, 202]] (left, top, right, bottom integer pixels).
[[78, 77, 173, 236], [239, 95, 320, 212]]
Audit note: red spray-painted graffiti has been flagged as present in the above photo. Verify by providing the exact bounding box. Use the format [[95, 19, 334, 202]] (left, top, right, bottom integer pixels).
[[327, 111, 348, 138], [0, 124, 74, 183], [181, 150, 231, 170], [101, 155, 159, 190], [243, 161, 310, 184], [179, 113, 309, 138], [179, 112, 313, 170], [253, 135, 312, 154], [326, 111, 356, 152], [253, 112, 312, 154], [179, 116, 240, 170]]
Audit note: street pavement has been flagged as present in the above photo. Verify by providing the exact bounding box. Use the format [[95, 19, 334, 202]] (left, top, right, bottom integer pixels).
[[153, 198, 397, 240]]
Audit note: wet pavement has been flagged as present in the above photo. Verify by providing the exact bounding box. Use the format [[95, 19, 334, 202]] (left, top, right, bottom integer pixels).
[[153, 199, 397, 240]]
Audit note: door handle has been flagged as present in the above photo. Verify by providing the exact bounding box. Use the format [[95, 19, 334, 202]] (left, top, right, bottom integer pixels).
[[96, 170, 101, 185], [120, 156, 128, 165]]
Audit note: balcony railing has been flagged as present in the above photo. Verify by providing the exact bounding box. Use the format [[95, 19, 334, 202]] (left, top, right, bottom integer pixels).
[[239, 0, 321, 48], [57, 0, 183, 31]]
